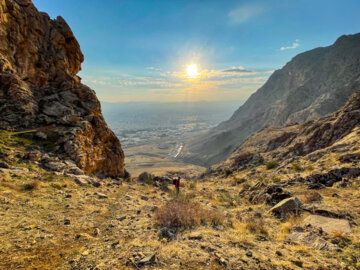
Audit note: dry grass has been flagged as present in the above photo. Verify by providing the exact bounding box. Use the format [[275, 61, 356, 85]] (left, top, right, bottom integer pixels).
[[154, 198, 224, 228], [265, 160, 279, 170], [243, 216, 268, 235]]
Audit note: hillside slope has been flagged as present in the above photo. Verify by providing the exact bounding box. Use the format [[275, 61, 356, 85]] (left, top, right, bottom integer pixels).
[[183, 33, 360, 166], [0, 0, 124, 177], [213, 90, 360, 174]]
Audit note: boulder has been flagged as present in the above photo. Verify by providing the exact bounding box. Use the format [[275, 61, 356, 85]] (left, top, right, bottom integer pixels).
[[35, 131, 47, 140], [138, 253, 156, 266], [74, 177, 88, 186], [302, 215, 351, 235], [65, 167, 84, 176], [24, 150, 42, 161], [94, 192, 108, 199], [43, 161, 66, 172], [0, 161, 10, 169], [268, 197, 301, 217], [247, 184, 292, 205], [287, 226, 337, 251]]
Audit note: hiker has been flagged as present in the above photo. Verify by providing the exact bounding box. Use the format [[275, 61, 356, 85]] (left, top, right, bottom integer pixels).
[[173, 176, 181, 194]]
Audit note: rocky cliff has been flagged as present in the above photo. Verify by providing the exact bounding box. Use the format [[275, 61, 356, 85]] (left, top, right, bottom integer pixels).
[[0, 0, 125, 177], [183, 33, 360, 166]]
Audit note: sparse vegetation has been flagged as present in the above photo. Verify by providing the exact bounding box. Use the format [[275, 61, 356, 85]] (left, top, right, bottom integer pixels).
[[244, 216, 268, 235], [154, 198, 223, 228], [291, 161, 303, 172], [189, 181, 197, 189], [265, 160, 279, 170]]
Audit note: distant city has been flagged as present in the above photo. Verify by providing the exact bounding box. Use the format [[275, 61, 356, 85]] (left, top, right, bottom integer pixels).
[[101, 101, 241, 148]]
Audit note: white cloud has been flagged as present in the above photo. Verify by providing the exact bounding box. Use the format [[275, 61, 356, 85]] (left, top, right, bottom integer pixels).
[[228, 4, 264, 24], [280, 40, 300, 51]]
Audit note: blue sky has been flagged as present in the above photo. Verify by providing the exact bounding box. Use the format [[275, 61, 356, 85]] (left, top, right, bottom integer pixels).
[[33, 0, 360, 102]]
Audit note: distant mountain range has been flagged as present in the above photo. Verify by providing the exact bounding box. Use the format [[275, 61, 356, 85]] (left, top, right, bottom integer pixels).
[[182, 33, 360, 166]]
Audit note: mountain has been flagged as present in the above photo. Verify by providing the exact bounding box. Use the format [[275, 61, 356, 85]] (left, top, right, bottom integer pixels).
[[0, 0, 124, 177], [183, 33, 360, 167], [212, 90, 360, 174]]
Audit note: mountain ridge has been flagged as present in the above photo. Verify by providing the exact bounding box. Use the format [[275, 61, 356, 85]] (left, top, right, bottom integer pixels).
[[183, 33, 360, 167]]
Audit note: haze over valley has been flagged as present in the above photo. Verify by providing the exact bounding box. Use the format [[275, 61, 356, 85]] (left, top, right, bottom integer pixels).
[[102, 101, 240, 175]]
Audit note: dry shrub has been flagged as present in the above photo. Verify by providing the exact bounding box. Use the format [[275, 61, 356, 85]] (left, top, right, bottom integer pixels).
[[266, 160, 279, 170], [23, 180, 41, 191], [304, 191, 322, 203], [0, 181, 18, 191], [63, 181, 70, 188], [277, 214, 302, 240], [331, 230, 347, 239], [154, 199, 224, 228], [244, 216, 268, 235]]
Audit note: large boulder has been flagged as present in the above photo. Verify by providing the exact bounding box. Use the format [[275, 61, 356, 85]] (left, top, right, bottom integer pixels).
[[268, 197, 302, 217], [302, 215, 351, 235], [247, 185, 291, 205]]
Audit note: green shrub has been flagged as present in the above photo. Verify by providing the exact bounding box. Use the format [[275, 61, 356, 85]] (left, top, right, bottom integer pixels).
[[266, 160, 279, 170]]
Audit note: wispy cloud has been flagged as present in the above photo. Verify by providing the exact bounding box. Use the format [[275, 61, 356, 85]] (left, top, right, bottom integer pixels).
[[228, 4, 264, 24], [280, 39, 300, 51], [222, 66, 253, 73], [146, 66, 161, 71], [83, 67, 273, 102]]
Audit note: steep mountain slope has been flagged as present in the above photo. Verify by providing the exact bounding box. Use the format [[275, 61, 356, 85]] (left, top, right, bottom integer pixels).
[[0, 0, 124, 177], [183, 33, 360, 166], [214, 90, 360, 173]]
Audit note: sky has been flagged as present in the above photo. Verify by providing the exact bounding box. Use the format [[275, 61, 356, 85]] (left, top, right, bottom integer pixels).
[[32, 0, 360, 103]]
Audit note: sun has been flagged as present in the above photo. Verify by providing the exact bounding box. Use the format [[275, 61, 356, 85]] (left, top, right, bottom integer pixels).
[[186, 64, 200, 79]]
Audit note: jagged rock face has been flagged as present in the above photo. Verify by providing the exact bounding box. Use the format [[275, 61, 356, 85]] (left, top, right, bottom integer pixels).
[[0, 0, 125, 177], [184, 33, 360, 166]]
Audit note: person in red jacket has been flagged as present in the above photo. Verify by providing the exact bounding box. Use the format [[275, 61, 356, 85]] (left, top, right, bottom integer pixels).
[[173, 176, 181, 194]]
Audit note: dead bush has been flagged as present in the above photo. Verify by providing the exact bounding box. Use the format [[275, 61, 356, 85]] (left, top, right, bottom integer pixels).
[[304, 191, 322, 203], [23, 180, 41, 191], [154, 199, 224, 228], [244, 216, 268, 235]]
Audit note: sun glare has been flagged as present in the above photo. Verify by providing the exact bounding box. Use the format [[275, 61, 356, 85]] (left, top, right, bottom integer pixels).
[[186, 64, 200, 79]]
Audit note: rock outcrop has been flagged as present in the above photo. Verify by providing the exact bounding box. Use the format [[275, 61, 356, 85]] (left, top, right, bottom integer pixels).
[[183, 33, 360, 166], [0, 0, 125, 177]]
